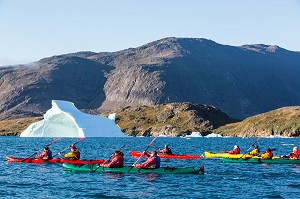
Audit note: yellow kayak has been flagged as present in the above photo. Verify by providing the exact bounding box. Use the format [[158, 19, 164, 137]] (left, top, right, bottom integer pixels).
[[204, 151, 279, 159], [204, 151, 252, 159]]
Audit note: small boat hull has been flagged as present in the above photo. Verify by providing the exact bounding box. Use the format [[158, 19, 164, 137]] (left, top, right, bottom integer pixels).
[[204, 151, 279, 159], [63, 163, 204, 174], [6, 156, 105, 164]]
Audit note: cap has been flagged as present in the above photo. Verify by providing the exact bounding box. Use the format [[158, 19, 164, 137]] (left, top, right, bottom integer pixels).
[[234, 145, 238, 148], [293, 147, 298, 151], [70, 145, 77, 149], [44, 146, 49, 150]]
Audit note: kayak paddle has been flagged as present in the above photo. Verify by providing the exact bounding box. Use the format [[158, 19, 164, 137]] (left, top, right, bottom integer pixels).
[[28, 138, 60, 158], [53, 137, 86, 157], [240, 137, 261, 159], [92, 144, 126, 172], [128, 137, 157, 172], [152, 144, 162, 151]]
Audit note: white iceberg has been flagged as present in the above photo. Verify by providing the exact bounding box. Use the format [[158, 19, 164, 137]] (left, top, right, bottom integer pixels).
[[20, 100, 125, 137], [185, 132, 202, 137], [206, 133, 222, 138]]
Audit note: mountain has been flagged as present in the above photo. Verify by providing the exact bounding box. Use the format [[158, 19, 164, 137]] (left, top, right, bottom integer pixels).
[[1, 37, 300, 120]]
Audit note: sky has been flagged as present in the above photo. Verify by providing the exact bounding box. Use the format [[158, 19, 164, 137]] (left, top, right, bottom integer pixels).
[[0, 0, 300, 66]]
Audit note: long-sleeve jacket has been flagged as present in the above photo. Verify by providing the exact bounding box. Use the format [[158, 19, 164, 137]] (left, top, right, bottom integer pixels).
[[102, 154, 124, 168], [249, 149, 260, 156], [287, 150, 300, 159], [159, 148, 172, 155], [36, 150, 52, 159], [261, 151, 273, 159], [63, 149, 80, 160], [228, 148, 240, 154], [135, 155, 161, 169]]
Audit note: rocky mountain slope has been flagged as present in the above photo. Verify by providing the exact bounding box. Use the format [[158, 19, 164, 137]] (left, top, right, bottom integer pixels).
[[213, 106, 300, 137], [1, 37, 300, 120]]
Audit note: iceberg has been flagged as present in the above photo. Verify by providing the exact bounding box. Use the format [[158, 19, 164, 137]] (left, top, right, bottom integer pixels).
[[20, 100, 126, 137], [185, 132, 202, 137], [206, 133, 222, 138]]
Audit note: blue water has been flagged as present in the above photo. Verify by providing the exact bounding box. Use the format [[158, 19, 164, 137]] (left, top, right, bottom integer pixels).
[[1, 137, 300, 199]]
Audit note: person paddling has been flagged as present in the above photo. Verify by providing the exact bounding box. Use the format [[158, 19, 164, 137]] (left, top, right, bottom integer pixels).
[[101, 150, 124, 168], [159, 144, 172, 155], [228, 145, 240, 154], [249, 145, 260, 156], [134, 151, 160, 169], [36, 146, 53, 160], [59, 144, 80, 160], [260, 148, 273, 159], [281, 147, 300, 159]]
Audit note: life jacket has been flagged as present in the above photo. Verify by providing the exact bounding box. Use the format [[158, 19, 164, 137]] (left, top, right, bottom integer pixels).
[[160, 148, 172, 155], [154, 155, 161, 168], [228, 147, 240, 154], [73, 149, 80, 160], [102, 154, 124, 168], [37, 150, 53, 160], [64, 149, 80, 160], [47, 150, 53, 159], [249, 149, 260, 156], [261, 150, 273, 159]]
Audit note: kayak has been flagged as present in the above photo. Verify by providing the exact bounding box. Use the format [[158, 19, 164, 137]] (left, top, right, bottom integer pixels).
[[129, 151, 201, 159], [222, 157, 300, 164], [6, 156, 105, 164], [204, 151, 279, 159], [63, 163, 205, 174], [204, 151, 253, 159]]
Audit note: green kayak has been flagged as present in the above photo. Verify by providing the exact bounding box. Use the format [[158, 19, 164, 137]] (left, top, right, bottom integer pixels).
[[222, 157, 300, 164], [63, 163, 204, 174]]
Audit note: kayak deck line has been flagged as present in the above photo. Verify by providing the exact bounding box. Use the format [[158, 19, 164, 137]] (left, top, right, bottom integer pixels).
[[130, 151, 201, 159], [222, 157, 300, 164]]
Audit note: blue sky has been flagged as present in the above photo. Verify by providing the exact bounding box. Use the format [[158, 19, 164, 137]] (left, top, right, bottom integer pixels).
[[0, 0, 299, 66]]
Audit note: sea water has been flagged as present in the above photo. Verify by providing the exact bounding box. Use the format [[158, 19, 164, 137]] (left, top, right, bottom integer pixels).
[[1, 137, 300, 198]]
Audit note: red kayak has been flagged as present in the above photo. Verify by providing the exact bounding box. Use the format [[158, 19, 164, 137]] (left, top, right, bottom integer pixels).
[[129, 151, 201, 159], [6, 156, 105, 164]]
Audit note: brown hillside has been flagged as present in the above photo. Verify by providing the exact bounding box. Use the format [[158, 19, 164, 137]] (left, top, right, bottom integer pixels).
[[0, 117, 42, 136], [213, 106, 300, 137], [102, 102, 237, 137]]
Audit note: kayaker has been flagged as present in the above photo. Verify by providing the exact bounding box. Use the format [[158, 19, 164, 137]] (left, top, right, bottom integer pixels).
[[36, 146, 53, 160], [101, 150, 124, 168], [228, 145, 240, 154], [282, 147, 300, 159], [159, 145, 172, 155], [59, 144, 80, 160], [249, 145, 260, 156], [260, 148, 273, 159], [134, 151, 161, 169]]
